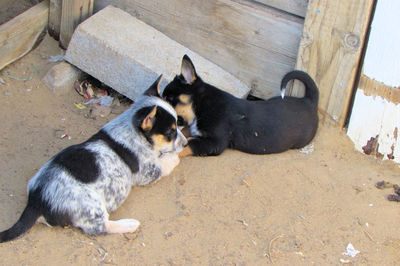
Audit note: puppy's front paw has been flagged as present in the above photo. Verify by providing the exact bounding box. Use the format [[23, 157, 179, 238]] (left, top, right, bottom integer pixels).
[[170, 154, 180, 167], [160, 154, 180, 177], [105, 218, 140, 234], [179, 146, 193, 157]]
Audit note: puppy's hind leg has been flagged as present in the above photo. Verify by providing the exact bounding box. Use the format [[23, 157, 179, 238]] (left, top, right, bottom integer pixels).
[[104, 218, 140, 234], [72, 194, 140, 235], [75, 206, 140, 234]]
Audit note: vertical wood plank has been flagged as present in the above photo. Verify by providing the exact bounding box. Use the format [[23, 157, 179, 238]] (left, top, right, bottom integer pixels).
[[60, 0, 93, 49], [48, 0, 62, 40], [292, 0, 374, 127]]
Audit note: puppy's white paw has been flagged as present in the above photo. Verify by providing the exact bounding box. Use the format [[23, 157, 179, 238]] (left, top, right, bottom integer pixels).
[[170, 154, 180, 168], [160, 154, 180, 177], [105, 218, 140, 234]]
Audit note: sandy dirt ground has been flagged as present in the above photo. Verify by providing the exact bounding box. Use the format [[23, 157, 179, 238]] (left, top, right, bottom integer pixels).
[[0, 32, 400, 265]]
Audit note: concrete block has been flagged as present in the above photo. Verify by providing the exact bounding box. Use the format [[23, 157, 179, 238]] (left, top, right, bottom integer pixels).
[[65, 5, 250, 100], [42, 61, 84, 95]]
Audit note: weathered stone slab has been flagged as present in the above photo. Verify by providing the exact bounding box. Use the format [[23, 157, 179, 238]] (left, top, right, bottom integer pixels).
[[65, 5, 250, 100]]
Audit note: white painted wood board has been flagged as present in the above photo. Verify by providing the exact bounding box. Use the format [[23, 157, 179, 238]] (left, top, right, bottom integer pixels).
[[363, 0, 400, 87], [347, 89, 400, 163]]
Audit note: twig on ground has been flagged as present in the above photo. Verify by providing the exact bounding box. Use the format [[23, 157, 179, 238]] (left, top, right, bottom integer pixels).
[[264, 234, 285, 264]]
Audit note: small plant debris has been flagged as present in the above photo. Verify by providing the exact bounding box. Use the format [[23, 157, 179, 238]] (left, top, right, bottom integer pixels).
[[375, 180, 393, 189], [376, 180, 400, 202], [73, 76, 133, 119], [388, 184, 400, 202]]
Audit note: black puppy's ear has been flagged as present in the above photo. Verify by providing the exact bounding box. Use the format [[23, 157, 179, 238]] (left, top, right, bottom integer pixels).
[[140, 106, 157, 131], [181, 55, 197, 85], [143, 75, 163, 97]]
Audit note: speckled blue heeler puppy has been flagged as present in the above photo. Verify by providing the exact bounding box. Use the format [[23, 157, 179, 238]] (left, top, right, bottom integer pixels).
[[0, 75, 187, 242]]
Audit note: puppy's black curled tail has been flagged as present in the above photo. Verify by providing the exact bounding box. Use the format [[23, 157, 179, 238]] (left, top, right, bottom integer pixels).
[[0, 202, 41, 243], [280, 70, 319, 107]]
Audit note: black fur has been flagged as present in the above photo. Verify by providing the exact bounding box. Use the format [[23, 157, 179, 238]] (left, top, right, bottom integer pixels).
[[52, 145, 100, 183], [0, 182, 74, 243], [90, 130, 139, 175], [30, 186, 72, 227], [0, 201, 41, 242], [163, 55, 319, 156], [52, 129, 140, 184], [143, 74, 163, 97]]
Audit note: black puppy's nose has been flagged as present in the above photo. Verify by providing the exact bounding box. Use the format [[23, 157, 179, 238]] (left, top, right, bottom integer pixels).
[[177, 116, 185, 126], [168, 96, 175, 103]]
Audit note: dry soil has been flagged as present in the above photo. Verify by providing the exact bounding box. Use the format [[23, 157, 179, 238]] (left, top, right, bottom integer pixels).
[[0, 26, 399, 266]]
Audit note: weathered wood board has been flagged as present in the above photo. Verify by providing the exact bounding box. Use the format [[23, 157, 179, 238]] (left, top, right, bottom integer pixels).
[[0, 1, 48, 71], [253, 0, 308, 17], [94, 0, 304, 100], [60, 0, 93, 49], [292, 0, 374, 127]]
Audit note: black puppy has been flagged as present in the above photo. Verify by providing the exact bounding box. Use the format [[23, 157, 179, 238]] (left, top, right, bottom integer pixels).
[[162, 55, 319, 156]]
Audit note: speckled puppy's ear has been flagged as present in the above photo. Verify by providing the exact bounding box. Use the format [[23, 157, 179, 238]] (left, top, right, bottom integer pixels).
[[140, 106, 157, 131], [181, 55, 197, 85], [143, 75, 163, 97]]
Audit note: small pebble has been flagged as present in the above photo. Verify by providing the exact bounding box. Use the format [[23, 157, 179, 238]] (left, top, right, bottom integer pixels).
[[3, 91, 11, 96], [164, 232, 173, 239]]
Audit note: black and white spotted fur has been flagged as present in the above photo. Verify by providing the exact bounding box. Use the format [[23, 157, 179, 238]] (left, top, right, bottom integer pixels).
[[0, 76, 187, 242]]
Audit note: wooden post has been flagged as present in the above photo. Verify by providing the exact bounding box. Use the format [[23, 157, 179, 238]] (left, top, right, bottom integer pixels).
[[291, 0, 375, 127], [48, 0, 62, 40], [60, 0, 94, 49], [0, 1, 49, 70]]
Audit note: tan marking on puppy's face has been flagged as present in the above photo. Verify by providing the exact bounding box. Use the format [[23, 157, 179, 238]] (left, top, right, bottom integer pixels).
[[152, 133, 174, 153], [175, 94, 195, 125], [179, 94, 191, 104], [151, 121, 182, 153], [175, 103, 195, 125]]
